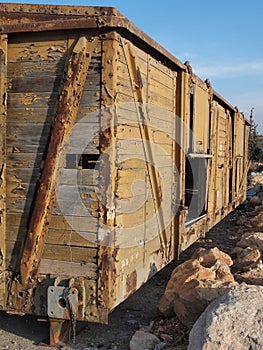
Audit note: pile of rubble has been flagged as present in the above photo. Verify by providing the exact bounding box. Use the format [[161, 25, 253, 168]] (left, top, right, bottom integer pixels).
[[129, 176, 263, 350], [249, 170, 263, 187], [158, 247, 237, 328]]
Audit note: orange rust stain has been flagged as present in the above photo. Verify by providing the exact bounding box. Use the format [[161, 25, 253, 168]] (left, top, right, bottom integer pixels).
[[126, 270, 137, 295]]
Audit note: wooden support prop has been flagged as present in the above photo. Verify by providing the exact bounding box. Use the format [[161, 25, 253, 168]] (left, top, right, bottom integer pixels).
[[20, 36, 99, 289], [238, 158, 251, 193], [121, 40, 169, 259], [49, 319, 71, 347]]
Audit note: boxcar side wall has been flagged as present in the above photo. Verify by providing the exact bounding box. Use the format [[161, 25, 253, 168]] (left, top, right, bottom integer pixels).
[[178, 73, 249, 252]]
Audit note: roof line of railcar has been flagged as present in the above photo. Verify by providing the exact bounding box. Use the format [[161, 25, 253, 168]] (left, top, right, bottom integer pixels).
[[0, 3, 247, 118], [0, 2, 186, 70], [213, 90, 236, 112]]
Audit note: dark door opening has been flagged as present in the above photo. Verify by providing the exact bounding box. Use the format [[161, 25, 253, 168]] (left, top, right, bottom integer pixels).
[[185, 156, 207, 223]]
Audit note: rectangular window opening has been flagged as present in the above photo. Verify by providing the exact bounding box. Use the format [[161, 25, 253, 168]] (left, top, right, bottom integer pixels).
[[66, 154, 100, 169]]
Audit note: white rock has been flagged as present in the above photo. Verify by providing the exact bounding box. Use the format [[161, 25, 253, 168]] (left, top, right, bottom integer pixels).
[[237, 232, 263, 251], [130, 330, 160, 350], [188, 285, 263, 350]]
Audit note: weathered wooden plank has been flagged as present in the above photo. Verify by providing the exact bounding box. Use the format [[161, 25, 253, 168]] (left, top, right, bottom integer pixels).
[[116, 74, 135, 89], [115, 105, 138, 122], [117, 61, 133, 79], [66, 121, 100, 151], [115, 193, 146, 210], [78, 90, 100, 107], [7, 143, 46, 155], [49, 214, 98, 233], [118, 158, 147, 170], [116, 82, 135, 99], [46, 229, 97, 248], [148, 78, 174, 98], [6, 167, 39, 185], [6, 182, 36, 199], [118, 45, 148, 70], [5, 240, 22, 271], [39, 259, 98, 279], [149, 61, 174, 82], [116, 124, 142, 140], [84, 71, 101, 87], [117, 147, 174, 164], [42, 244, 97, 263], [7, 153, 43, 168], [116, 203, 145, 227], [6, 225, 27, 242], [52, 197, 98, 216], [7, 60, 66, 78], [117, 140, 145, 156], [8, 75, 61, 93], [6, 213, 29, 228], [149, 57, 175, 77], [7, 40, 68, 62], [144, 105, 175, 125], [7, 92, 59, 109], [6, 224, 97, 249], [76, 107, 100, 123], [152, 128, 174, 142], [117, 169, 146, 183], [115, 91, 135, 103], [7, 123, 51, 148], [7, 30, 68, 45], [60, 169, 99, 186], [6, 197, 31, 214], [116, 182, 146, 199], [148, 92, 173, 111], [114, 224, 145, 247], [7, 107, 52, 124]]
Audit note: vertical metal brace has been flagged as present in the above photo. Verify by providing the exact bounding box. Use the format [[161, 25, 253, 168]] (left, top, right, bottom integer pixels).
[[121, 39, 169, 260]]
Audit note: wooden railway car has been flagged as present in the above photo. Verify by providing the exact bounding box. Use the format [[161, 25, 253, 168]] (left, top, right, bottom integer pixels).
[[0, 3, 250, 345]]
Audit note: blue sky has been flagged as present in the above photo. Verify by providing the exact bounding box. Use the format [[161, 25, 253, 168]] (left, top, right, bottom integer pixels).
[[3, 0, 263, 134]]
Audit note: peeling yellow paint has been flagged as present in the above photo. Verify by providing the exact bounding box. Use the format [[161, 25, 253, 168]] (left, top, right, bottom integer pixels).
[[8, 43, 67, 62], [21, 93, 42, 106]]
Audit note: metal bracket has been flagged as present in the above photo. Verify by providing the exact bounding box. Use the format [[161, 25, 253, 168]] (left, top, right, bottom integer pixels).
[[47, 286, 78, 320]]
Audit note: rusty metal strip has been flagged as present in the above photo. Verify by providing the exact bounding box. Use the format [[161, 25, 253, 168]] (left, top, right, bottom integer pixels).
[[0, 34, 7, 308], [19, 36, 99, 289], [0, 3, 119, 17], [97, 32, 119, 312], [176, 71, 188, 257], [121, 39, 169, 259], [0, 3, 186, 71], [0, 18, 98, 34]]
